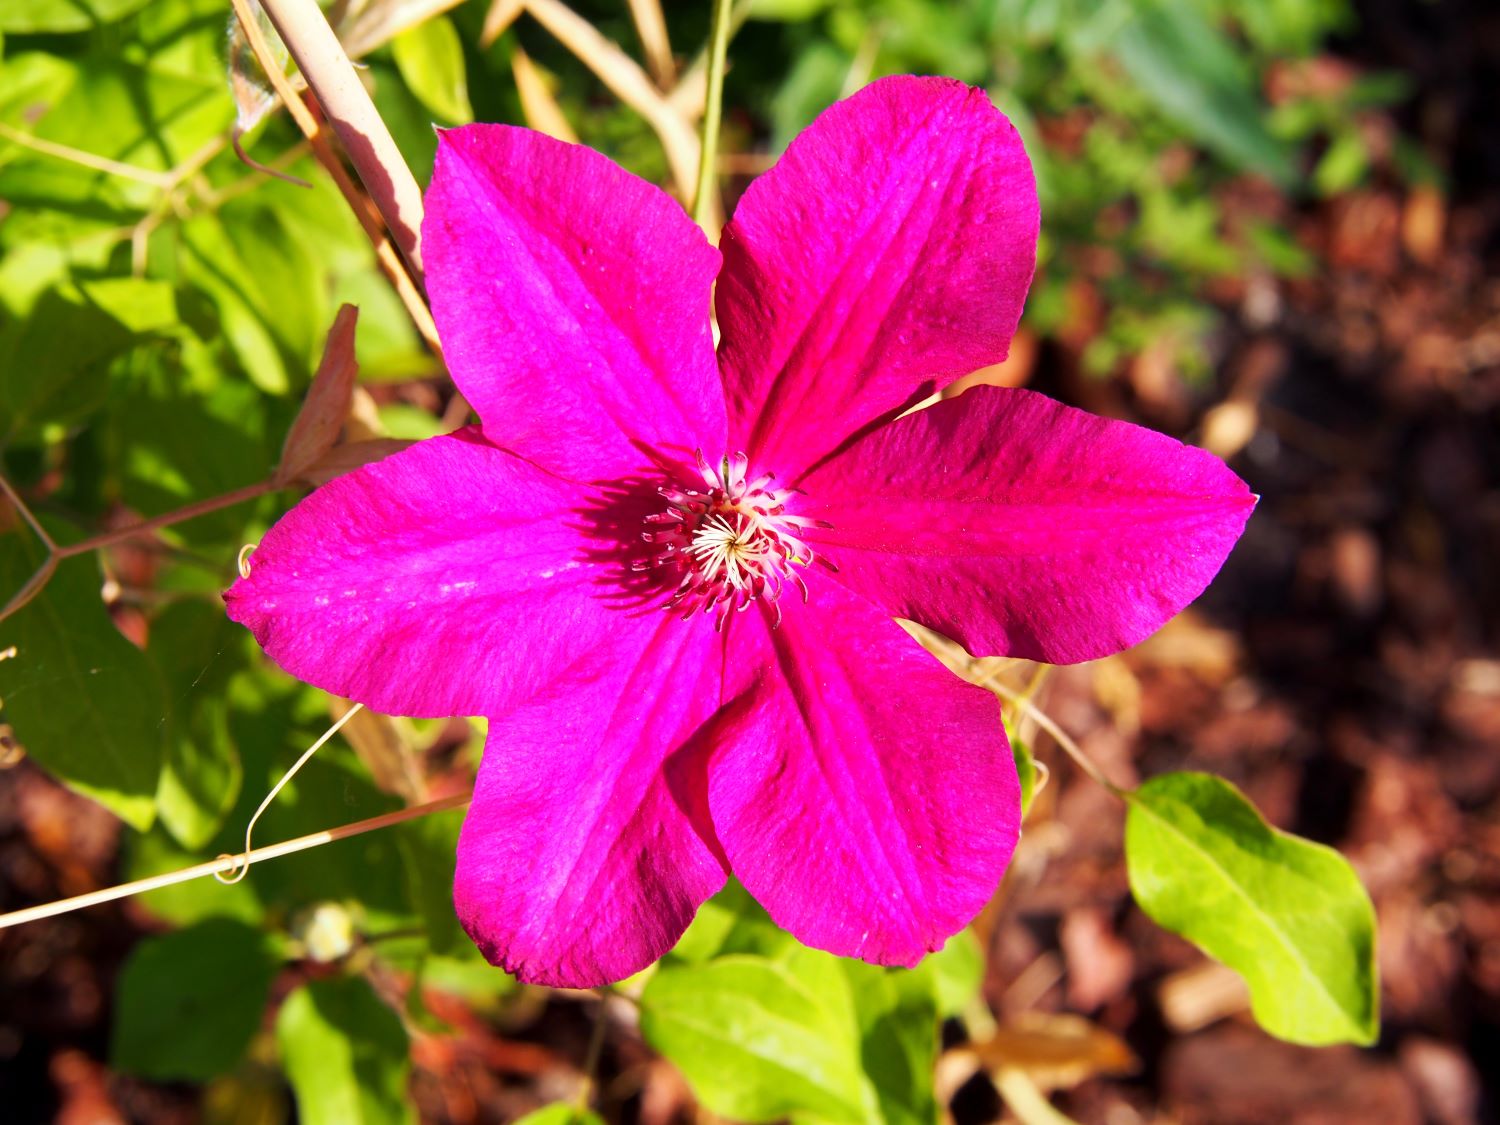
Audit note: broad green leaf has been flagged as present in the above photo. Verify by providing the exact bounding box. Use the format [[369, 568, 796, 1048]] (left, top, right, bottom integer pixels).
[[277, 977, 415, 1125], [396, 803, 466, 954], [1125, 772, 1378, 1046], [845, 960, 939, 1125], [113, 364, 271, 545], [928, 927, 984, 1018], [514, 1106, 604, 1125], [0, 0, 152, 33], [0, 52, 78, 129], [111, 918, 279, 1080], [641, 954, 869, 1123], [667, 879, 794, 964], [149, 603, 245, 849], [644, 938, 945, 1125], [392, 16, 473, 124], [0, 527, 164, 829]]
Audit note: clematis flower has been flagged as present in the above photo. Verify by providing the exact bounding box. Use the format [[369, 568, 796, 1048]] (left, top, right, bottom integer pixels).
[[225, 75, 1255, 987]]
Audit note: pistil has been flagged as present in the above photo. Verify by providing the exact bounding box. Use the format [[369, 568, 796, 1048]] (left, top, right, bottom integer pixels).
[[634, 450, 831, 628]]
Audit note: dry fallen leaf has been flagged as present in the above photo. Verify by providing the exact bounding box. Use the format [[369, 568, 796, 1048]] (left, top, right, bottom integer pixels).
[[966, 1011, 1138, 1091]]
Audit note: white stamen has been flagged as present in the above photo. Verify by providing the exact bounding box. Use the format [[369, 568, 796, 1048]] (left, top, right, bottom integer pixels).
[[636, 449, 825, 628]]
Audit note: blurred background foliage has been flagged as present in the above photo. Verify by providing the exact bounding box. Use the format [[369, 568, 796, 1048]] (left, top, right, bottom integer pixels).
[[1, 0, 1495, 1121]]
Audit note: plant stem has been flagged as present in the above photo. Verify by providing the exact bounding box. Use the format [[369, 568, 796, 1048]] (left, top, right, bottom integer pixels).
[[0, 792, 471, 930], [229, 0, 440, 354], [525, 0, 703, 205], [54, 480, 275, 558], [982, 673, 1127, 798], [692, 0, 734, 232], [578, 992, 611, 1110], [255, 0, 427, 285]]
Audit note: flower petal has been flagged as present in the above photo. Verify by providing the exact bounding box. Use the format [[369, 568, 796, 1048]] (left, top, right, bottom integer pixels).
[[797, 387, 1257, 664], [708, 584, 1020, 966], [225, 427, 646, 718], [716, 75, 1038, 480], [455, 615, 728, 986], [424, 126, 724, 480]]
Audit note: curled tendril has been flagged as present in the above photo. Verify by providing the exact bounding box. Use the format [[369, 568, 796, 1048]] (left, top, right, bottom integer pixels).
[[237, 543, 256, 579], [214, 702, 364, 885]]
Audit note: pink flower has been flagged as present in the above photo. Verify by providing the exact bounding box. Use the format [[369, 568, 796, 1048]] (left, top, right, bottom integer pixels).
[[225, 76, 1254, 987]]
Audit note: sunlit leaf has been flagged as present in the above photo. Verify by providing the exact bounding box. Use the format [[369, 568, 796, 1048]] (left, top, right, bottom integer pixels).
[[0, 0, 152, 34], [514, 1106, 604, 1125], [149, 602, 246, 850], [641, 952, 870, 1123], [1125, 772, 1379, 1046], [392, 15, 473, 125], [277, 977, 415, 1125], [929, 926, 984, 1018]]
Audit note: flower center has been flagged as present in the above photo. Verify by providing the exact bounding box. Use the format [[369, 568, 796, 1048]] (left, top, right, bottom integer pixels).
[[634, 451, 829, 628]]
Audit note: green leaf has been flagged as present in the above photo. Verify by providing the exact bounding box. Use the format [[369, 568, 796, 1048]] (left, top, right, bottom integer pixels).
[[1107, 2, 1297, 186], [645, 922, 943, 1125], [392, 16, 472, 125], [641, 953, 870, 1123], [277, 977, 415, 1125], [111, 918, 279, 1080], [666, 879, 794, 965], [0, 0, 152, 33], [844, 960, 939, 1125], [1012, 736, 1038, 817], [1312, 129, 1370, 197], [396, 803, 466, 954], [0, 528, 164, 829], [928, 927, 984, 1018], [1125, 772, 1378, 1046], [148, 602, 245, 849], [514, 1106, 604, 1125]]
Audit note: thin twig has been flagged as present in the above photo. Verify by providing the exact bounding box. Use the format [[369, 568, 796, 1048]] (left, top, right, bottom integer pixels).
[[980, 672, 1126, 797], [0, 556, 57, 625], [255, 0, 427, 284], [0, 792, 471, 930], [53, 480, 276, 559], [0, 121, 175, 187], [692, 0, 734, 231], [0, 475, 58, 552], [577, 992, 611, 1110], [512, 45, 580, 143], [216, 702, 365, 884], [665, 0, 751, 119], [626, 0, 675, 88], [524, 0, 704, 209]]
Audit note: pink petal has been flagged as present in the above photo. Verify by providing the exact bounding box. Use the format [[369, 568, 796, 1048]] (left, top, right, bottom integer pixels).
[[225, 427, 652, 718], [796, 386, 1258, 664], [716, 76, 1038, 480], [708, 583, 1020, 966], [424, 126, 724, 481], [455, 615, 728, 986]]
